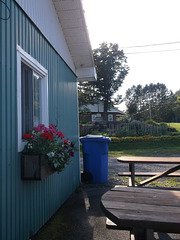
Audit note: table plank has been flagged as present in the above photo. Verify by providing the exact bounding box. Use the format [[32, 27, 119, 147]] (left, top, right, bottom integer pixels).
[[101, 186, 180, 234], [111, 185, 180, 194], [118, 171, 180, 177], [103, 188, 180, 208], [103, 192, 180, 207], [102, 200, 180, 216], [117, 156, 180, 164], [107, 208, 180, 230]]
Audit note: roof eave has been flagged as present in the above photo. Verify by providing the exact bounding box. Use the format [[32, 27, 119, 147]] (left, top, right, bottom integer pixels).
[[52, 0, 97, 81]]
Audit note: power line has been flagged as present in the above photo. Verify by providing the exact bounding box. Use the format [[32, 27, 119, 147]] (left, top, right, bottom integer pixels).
[[125, 48, 180, 55], [120, 41, 180, 49]]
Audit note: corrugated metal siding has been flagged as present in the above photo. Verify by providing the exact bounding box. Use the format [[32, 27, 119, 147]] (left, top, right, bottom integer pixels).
[[15, 0, 75, 72], [0, 1, 80, 239]]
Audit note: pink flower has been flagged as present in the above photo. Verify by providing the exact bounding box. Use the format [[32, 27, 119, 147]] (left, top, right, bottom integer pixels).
[[57, 131, 65, 139], [33, 124, 45, 132], [42, 127, 49, 132], [49, 128, 57, 134], [49, 124, 56, 129]]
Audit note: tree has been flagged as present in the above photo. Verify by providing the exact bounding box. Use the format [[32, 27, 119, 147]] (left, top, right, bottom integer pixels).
[[78, 42, 129, 114], [172, 90, 180, 122], [125, 84, 143, 119], [78, 85, 96, 107], [125, 83, 174, 122]]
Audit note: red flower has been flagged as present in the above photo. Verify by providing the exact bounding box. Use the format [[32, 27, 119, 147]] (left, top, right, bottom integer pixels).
[[23, 134, 34, 139], [40, 132, 54, 140], [63, 139, 68, 144]]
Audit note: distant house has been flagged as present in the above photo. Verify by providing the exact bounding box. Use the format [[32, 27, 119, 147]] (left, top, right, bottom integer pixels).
[[0, 1, 96, 240], [80, 101, 125, 123]]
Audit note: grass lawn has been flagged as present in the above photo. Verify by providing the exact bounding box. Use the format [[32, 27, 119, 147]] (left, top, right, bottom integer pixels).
[[108, 146, 180, 158], [108, 140, 180, 157], [169, 122, 180, 132]]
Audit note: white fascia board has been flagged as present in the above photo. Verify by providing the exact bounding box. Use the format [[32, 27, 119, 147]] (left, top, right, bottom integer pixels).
[[76, 67, 97, 82], [15, 0, 96, 79], [15, 0, 75, 72]]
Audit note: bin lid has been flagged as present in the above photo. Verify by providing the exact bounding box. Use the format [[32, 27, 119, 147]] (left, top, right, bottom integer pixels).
[[80, 135, 111, 142]]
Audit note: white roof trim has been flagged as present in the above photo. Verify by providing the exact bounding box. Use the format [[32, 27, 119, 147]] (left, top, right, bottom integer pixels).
[[76, 67, 97, 82], [15, 0, 96, 81], [52, 0, 97, 81]]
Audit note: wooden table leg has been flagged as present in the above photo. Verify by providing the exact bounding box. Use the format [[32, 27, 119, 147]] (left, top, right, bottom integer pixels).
[[131, 228, 154, 240], [130, 231, 135, 240], [129, 163, 135, 187]]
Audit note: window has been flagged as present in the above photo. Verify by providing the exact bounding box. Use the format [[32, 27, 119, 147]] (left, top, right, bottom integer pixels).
[[92, 114, 96, 122], [108, 114, 113, 122], [17, 46, 49, 152]]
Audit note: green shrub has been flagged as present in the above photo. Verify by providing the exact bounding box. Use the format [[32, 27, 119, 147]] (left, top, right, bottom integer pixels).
[[116, 120, 168, 137], [111, 135, 180, 143], [167, 127, 178, 133], [110, 135, 180, 151], [159, 122, 168, 128], [145, 120, 159, 126]]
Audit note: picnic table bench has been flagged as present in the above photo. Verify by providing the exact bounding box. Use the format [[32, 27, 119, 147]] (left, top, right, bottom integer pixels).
[[117, 156, 180, 187], [101, 186, 180, 240]]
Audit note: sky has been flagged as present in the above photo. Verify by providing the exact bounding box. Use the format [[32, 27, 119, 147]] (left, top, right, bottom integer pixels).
[[82, 0, 180, 110]]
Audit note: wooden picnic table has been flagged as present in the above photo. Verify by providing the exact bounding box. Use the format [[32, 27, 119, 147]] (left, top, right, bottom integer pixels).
[[117, 156, 180, 187], [101, 186, 180, 240]]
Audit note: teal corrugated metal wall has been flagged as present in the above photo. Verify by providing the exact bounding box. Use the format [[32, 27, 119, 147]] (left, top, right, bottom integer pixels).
[[0, 1, 80, 239]]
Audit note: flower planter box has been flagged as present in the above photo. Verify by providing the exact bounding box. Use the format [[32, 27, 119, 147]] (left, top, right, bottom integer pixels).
[[21, 154, 55, 180]]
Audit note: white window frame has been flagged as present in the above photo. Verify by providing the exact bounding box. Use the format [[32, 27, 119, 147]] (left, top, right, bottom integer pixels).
[[17, 45, 49, 152]]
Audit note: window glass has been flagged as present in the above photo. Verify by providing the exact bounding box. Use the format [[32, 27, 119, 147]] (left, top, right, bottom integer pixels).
[[92, 114, 96, 121], [21, 63, 33, 135], [21, 63, 42, 135], [108, 114, 113, 122], [33, 73, 41, 127]]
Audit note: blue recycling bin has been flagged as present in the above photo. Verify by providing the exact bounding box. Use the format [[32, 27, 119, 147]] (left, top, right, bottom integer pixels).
[[80, 135, 111, 183]]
